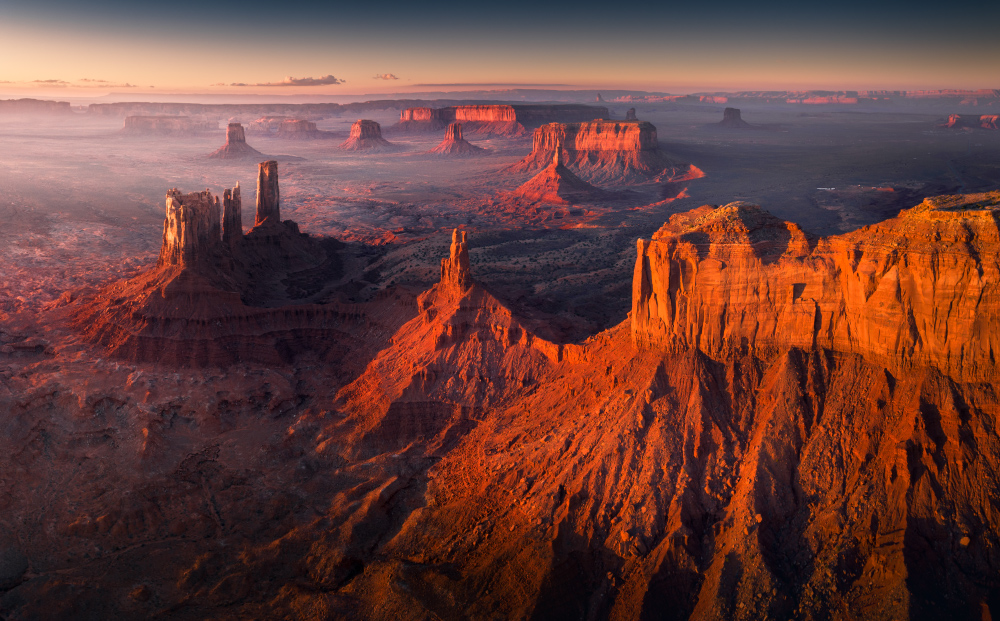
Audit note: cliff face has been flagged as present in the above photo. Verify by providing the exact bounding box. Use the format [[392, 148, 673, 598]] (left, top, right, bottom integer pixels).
[[632, 194, 1000, 380], [339, 119, 397, 151], [510, 120, 689, 185], [429, 123, 485, 156], [395, 104, 608, 136], [254, 161, 280, 226], [122, 115, 216, 135], [943, 114, 1000, 130], [157, 190, 223, 268], [512, 150, 604, 205], [208, 123, 264, 159], [718, 107, 752, 128]]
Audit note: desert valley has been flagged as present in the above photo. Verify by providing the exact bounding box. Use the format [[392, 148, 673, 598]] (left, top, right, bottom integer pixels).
[[0, 88, 999, 620]]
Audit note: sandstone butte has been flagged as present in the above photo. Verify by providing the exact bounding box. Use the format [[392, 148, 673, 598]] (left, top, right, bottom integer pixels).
[[394, 103, 609, 136], [942, 114, 1000, 130], [121, 115, 217, 135], [339, 119, 397, 151], [6, 191, 1000, 620], [429, 122, 485, 156], [207, 123, 264, 159], [717, 107, 752, 128], [509, 119, 697, 185]]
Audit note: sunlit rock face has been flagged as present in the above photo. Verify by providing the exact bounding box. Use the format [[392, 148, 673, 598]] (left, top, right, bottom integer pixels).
[[208, 123, 264, 159], [157, 189, 223, 268], [429, 123, 485, 156], [510, 120, 689, 185], [632, 193, 1000, 380], [339, 119, 396, 151], [512, 149, 603, 205], [395, 104, 609, 136], [439, 229, 471, 296], [943, 113, 1000, 129], [254, 160, 280, 227]]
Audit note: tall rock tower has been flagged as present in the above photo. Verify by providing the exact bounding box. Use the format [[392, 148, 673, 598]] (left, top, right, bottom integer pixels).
[[255, 160, 280, 226]]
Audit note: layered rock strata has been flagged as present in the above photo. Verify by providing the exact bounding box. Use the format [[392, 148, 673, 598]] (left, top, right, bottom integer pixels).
[[429, 123, 485, 156], [942, 114, 1000, 130], [208, 123, 264, 159], [254, 161, 280, 226], [632, 194, 1000, 380], [509, 120, 688, 185], [339, 119, 397, 151], [121, 115, 216, 135], [395, 104, 609, 136]]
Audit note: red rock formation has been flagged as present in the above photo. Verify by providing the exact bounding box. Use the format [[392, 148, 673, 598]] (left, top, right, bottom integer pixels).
[[157, 189, 223, 268], [511, 149, 605, 205], [429, 123, 485, 156], [254, 161, 280, 227], [208, 123, 264, 159], [509, 120, 689, 185], [121, 115, 216, 135], [222, 184, 243, 251], [394, 104, 608, 136], [439, 229, 471, 296], [339, 119, 397, 151], [625, 107, 637, 121], [943, 114, 1000, 129], [0, 98, 71, 114], [632, 194, 1000, 379], [718, 107, 752, 128]]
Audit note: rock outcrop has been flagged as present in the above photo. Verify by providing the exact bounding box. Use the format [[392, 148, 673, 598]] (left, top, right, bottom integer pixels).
[[208, 123, 265, 159], [509, 120, 689, 185], [439, 229, 471, 296], [625, 107, 637, 121], [222, 184, 243, 251], [254, 161, 280, 226], [121, 115, 217, 135], [632, 193, 1000, 380], [942, 114, 1000, 130], [429, 123, 485, 156], [394, 104, 609, 136], [717, 107, 752, 128], [157, 189, 224, 268], [339, 119, 397, 151], [511, 149, 604, 205]]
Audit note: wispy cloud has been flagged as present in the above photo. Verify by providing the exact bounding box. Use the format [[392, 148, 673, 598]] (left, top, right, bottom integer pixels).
[[32, 79, 70, 85], [373, 73, 399, 80], [412, 82, 574, 88], [220, 75, 345, 87]]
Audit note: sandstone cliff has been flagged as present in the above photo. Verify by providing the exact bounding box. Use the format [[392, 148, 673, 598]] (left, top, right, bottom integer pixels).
[[208, 123, 264, 159], [254, 160, 280, 226], [509, 120, 690, 185], [625, 107, 637, 121], [943, 114, 1000, 130], [339, 119, 397, 151], [121, 115, 216, 135], [394, 104, 608, 136], [429, 123, 485, 156], [632, 194, 1000, 380]]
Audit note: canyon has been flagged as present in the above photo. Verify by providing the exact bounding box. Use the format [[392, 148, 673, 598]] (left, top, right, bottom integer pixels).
[[1, 96, 999, 620]]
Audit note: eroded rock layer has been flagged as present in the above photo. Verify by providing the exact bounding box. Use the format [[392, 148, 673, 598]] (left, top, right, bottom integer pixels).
[[208, 123, 264, 159], [429, 123, 485, 156], [510, 120, 689, 185], [632, 195, 1000, 380], [395, 104, 608, 136], [942, 114, 1000, 130], [512, 150, 605, 205], [718, 107, 752, 128]]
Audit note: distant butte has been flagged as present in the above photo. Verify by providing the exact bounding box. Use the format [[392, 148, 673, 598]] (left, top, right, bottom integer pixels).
[[393, 104, 609, 137], [208, 123, 265, 159], [509, 119, 695, 185], [429, 123, 485, 156], [339, 119, 398, 152], [121, 115, 216, 135], [512, 148, 605, 205], [942, 113, 1000, 130], [717, 107, 753, 128]]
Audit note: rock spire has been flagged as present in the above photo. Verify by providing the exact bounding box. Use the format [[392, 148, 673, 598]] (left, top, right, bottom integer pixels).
[[255, 161, 280, 227]]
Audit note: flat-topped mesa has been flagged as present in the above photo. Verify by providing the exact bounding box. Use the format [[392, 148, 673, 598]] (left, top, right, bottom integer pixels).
[[394, 104, 609, 136], [429, 123, 485, 156], [718, 107, 752, 128], [625, 107, 638, 121], [439, 229, 472, 295], [509, 120, 688, 185], [943, 114, 1000, 130], [222, 183, 243, 250], [631, 193, 1000, 380], [122, 115, 216, 135], [339, 119, 396, 151], [254, 161, 280, 227], [157, 189, 223, 268], [208, 123, 264, 159]]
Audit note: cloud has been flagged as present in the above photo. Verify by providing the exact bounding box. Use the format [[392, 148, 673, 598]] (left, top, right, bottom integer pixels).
[[373, 73, 399, 80], [223, 75, 345, 87], [412, 82, 573, 87], [78, 78, 110, 83], [31, 79, 70, 85]]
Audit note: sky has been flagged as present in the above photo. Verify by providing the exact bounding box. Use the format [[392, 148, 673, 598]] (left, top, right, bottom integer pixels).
[[1, 0, 998, 98]]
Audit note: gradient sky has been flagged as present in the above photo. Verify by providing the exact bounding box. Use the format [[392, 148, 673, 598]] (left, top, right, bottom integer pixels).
[[2, 0, 998, 96]]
